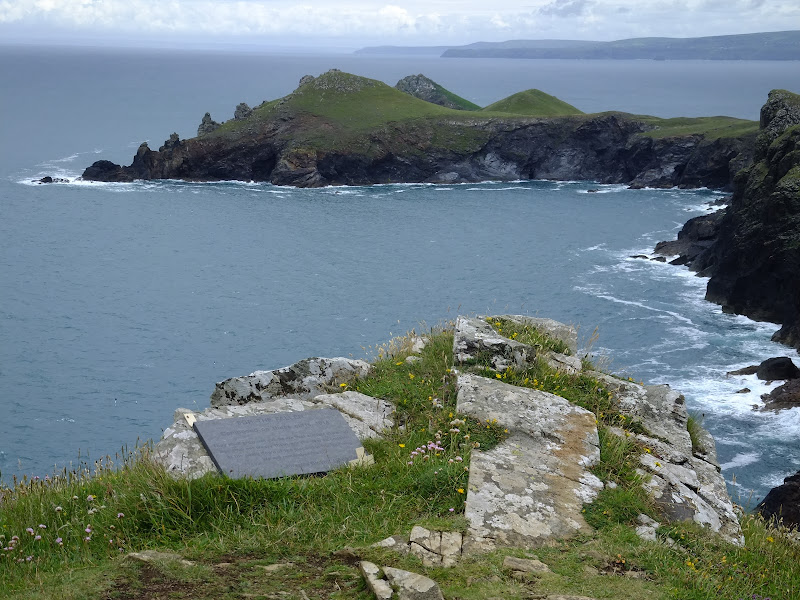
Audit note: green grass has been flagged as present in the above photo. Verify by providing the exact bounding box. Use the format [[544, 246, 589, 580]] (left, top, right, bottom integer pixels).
[[638, 115, 758, 140], [2, 322, 799, 599], [481, 89, 584, 116], [428, 81, 481, 111]]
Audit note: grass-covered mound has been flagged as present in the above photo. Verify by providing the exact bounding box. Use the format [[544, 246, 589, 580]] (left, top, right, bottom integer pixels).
[[481, 89, 584, 117], [2, 322, 797, 599]]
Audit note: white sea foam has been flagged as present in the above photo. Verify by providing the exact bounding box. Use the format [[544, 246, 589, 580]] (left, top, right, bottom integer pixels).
[[720, 452, 762, 471]]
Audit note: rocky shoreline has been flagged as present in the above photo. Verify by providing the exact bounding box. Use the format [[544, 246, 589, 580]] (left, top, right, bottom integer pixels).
[[654, 89, 800, 350], [79, 70, 755, 190]]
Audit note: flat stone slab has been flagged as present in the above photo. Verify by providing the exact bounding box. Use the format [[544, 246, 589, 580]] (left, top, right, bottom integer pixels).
[[193, 408, 362, 479], [457, 374, 602, 552]]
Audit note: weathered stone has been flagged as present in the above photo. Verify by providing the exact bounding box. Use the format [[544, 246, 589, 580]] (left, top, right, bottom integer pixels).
[[457, 374, 602, 552], [210, 357, 371, 407], [154, 387, 389, 478], [453, 316, 534, 371], [359, 561, 393, 600], [502, 556, 551, 573], [407, 526, 463, 567], [125, 550, 194, 567], [197, 112, 220, 136], [545, 351, 583, 375], [382, 567, 444, 600], [298, 74, 315, 87], [372, 534, 409, 550], [234, 102, 252, 120]]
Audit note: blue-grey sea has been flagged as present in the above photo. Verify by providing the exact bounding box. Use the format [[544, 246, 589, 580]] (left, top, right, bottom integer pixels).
[[1, 45, 799, 504]]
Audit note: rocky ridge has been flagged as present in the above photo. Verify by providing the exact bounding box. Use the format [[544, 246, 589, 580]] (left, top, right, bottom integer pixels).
[[80, 70, 755, 190]]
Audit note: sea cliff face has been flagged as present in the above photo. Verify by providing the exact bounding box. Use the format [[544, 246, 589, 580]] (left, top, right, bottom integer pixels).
[[685, 90, 800, 348], [81, 70, 754, 190]]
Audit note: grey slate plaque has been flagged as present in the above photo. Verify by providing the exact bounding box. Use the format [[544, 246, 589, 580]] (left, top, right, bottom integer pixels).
[[193, 409, 362, 479]]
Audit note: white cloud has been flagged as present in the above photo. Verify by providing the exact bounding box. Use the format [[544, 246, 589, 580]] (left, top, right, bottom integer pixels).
[[0, 0, 797, 45]]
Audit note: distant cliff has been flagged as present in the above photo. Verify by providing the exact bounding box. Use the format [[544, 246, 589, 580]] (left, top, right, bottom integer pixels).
[[81, 70, 756, 190], [655, 90, 800, 349]]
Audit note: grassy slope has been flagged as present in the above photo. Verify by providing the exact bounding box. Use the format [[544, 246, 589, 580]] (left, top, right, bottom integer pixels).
[[2, 321, 799, 600], [428, 81, 481, 111], [481, 89, 584, 116], [207, 72, 755, 155]]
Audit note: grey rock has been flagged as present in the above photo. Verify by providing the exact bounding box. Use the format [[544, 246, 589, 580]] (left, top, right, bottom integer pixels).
[[382, 567, 445, 600], [395, 74, 473, 111], [545, 351, 582, 374], [359, 561, 394, 600], [197, 112, 220, 136], [298, 74, 315, 87], [125, 550, 195, 567], [457, 374, 602, 552], [502, 556, 551, 573], [452, 316, 535, 371], [234, 102, 252, 120], [408, 526, 462, 567], [210, 357, 371, 407], [595, 374, 741, 544], [153, 386, 389, 479]]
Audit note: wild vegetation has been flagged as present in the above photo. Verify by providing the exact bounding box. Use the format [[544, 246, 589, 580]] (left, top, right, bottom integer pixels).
[[2, 322, 797, 599]]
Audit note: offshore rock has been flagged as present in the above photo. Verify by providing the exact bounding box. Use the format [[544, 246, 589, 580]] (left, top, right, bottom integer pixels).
[[457, 373, 603, 552], [757, 470, 800, 529], [209, 356, 370, 407], [761, 379, 800, 410], [756, 356, 800, 381]]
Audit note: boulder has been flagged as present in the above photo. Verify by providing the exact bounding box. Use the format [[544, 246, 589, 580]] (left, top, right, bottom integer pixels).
[[382, 567, 445, 600], [359, 561, 394, 600], [408, 526, 462, 567], [756, 470, 800, 529], [457, 373, 602, 552], [452, 316, 534, 371], [756, 357, 800, 381], [210, 357, 370, 407]]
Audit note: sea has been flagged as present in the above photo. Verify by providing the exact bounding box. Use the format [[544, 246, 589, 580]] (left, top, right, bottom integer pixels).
[[1, 44, 799, 505]]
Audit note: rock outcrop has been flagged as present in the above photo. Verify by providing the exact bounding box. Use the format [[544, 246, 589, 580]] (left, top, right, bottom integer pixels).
[[395, 74, 477, 110], [659, 89, 800, 349], [81, 70, 755, 190], [233, 103, 252, 120], [757, 470, 800, 529]]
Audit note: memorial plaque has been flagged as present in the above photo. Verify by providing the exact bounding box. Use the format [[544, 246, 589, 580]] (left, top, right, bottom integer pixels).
[[193, 409, 363, 479]]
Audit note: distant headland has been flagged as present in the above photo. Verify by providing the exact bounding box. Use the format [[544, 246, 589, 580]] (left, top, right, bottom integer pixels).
[[356, 30, 800, 60]]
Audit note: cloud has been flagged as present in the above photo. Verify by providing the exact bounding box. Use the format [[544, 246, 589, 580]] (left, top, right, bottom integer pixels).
[[0, 0, 797, 45]]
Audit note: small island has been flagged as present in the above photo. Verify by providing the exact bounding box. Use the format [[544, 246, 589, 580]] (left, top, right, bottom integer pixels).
[[82, 69, 757, 190]]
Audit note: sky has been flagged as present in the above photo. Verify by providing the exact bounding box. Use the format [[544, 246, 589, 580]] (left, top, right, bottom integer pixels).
[[1, 0, 799, 50]]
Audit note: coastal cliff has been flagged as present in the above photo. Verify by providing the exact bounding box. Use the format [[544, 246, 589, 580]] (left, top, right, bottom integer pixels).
[[657, 90, 800, 348], [81, 69, 755, 190]]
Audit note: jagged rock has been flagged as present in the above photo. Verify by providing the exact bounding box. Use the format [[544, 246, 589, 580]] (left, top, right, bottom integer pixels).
[[234, 102, 252, 120], [545, 351, 582, 374], [757, 470, 800, 529], [153, 388, 390, 478], [382, 567, 445, 600], [210, 357, 370, 407], [457, 373, 602, 552], [756, 357, 800, 380], [197, 112, 220, 136], [298, 74, 315, 87], [634, 514, 660, 541], [359, 561, 394, 600], [502, 556, 551, 574], [592, 374, 742, 544], [762, 379, 800, 410], [36, 176, 68, 184], [452, 315, 535, 371], [653, 210, 725, 266], [728, 365, 759, 376], [161, 132, 181, 150]]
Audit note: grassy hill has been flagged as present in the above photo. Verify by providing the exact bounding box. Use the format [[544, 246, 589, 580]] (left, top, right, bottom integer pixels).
[[481, 89, 584, 117]]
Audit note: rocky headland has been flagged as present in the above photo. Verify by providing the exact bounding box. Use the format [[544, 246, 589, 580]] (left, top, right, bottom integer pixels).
[[655, 89, 800, 349], [81, 69, 755, 190]]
